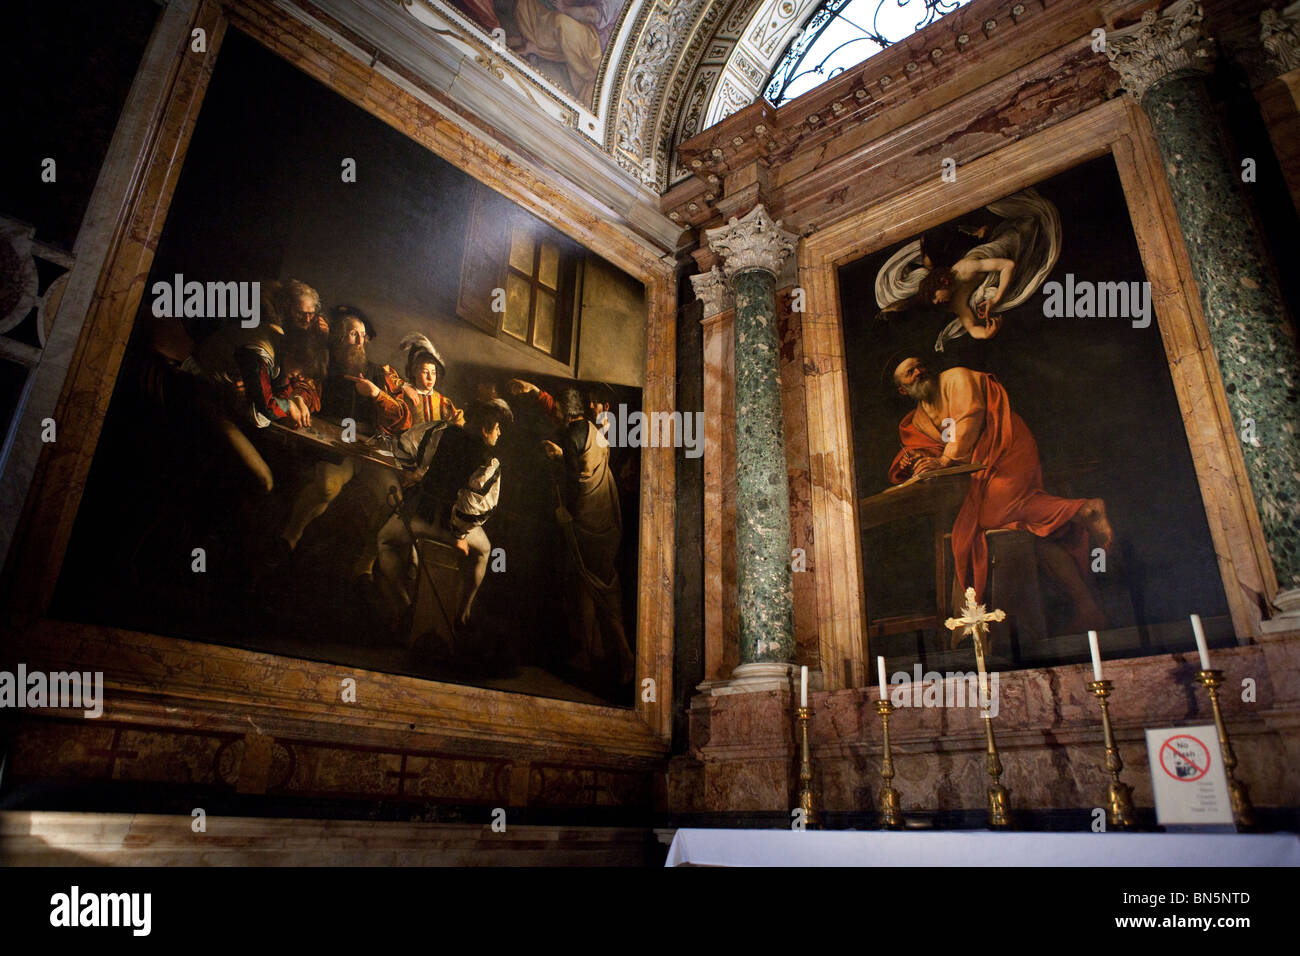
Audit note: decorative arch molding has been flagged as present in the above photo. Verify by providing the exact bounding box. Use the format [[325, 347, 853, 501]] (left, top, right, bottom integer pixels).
[[666, 0, 820, 184], [334, 0, 827, 194], [608, 0, 827, 191]]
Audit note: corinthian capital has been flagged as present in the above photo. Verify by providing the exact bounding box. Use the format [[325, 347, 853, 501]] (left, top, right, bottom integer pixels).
[[704, 205, 797, 281], [690, 266, 733, 317], [1105, 0, 1215, 102], [1261, 3, 1300, 75]]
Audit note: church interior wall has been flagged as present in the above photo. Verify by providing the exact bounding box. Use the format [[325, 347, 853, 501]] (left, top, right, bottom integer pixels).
[[3, 0, 1299, 856], [1, 0, 679, 831], [668, 0, 1300, 824]]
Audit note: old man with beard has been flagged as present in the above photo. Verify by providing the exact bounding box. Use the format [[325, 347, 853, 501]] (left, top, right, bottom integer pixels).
[[274, 306, 407, 572], [187, 279, 330, 492], [888, 354, 1114, 633]]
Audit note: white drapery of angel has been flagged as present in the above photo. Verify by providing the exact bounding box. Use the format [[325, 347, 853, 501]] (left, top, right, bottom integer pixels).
[[873, 189, 1062, 352]]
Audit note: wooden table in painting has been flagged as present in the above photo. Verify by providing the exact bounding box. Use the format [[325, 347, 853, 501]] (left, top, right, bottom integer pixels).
[[260, 417, 414, 474], [859, 466, 982, 641]]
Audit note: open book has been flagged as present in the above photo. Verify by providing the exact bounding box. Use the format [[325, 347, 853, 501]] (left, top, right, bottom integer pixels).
[[884, 460, 985, 492]]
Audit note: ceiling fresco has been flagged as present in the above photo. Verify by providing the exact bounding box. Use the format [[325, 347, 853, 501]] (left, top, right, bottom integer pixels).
[[411, 0, 799, 191], [445, 0, 630, 104]]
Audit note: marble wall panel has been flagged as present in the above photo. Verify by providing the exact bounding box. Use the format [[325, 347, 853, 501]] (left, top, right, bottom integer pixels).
[[673, 639, 1300, 814]]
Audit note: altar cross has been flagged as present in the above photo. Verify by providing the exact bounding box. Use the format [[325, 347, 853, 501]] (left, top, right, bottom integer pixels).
[[944, 587, 1006, 656]]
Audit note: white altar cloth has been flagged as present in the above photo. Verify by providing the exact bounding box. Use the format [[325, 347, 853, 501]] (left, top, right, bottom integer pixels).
[[664, 828, 1300, 867]]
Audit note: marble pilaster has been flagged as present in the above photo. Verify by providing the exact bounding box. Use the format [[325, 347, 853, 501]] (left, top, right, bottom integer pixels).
[[1256, 4, 1300, 217], [1108, 1, 1300, 621], [704, 205, 798, 688]]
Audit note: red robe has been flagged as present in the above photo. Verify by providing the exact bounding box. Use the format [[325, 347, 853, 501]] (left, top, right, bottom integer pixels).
[[454, 0, 501, 31], [888, 369, 1088, 601]]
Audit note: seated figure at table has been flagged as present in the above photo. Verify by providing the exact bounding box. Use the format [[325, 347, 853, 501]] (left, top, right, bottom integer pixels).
[[374, 397, 515, 637], [345, 332, 468, 580], [274, 306, 407, 572], [396, 332, 464, 442], [887, 354, 1113, 633], [185, 279, 329, 492]]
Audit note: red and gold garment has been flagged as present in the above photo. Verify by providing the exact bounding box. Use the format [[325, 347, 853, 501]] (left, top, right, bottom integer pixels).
[[888, 368, 1089, 601]]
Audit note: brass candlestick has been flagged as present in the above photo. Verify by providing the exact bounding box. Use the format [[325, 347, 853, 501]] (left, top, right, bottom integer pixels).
[[946, 587, 1013, 829], [1086, 679, 1137, 829], [795, 705, 819, 829], [1195, 669, 1255, 828], [981, 704, 1013, 828], [875, 699, 905, 828]]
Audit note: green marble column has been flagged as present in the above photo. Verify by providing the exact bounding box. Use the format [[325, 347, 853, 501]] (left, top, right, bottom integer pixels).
[[705, 205, 799, 680], [1110, 1, 1300, 618]]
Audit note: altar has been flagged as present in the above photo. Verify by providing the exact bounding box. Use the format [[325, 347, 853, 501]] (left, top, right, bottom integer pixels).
[[663, 829, 1300, 867]]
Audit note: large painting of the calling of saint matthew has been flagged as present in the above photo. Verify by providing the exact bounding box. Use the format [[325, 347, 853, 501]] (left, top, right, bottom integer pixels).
[[842, 156, 1234, 674], [53, 31, 647, 707]]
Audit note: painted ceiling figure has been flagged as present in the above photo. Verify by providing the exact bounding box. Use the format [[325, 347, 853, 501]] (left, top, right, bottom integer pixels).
[[508, 0, 605, 103], [875, 189, 1062, 352]]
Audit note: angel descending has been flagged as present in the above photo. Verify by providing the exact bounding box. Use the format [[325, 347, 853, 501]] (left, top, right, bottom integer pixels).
[[874, 189, 1062, 352]]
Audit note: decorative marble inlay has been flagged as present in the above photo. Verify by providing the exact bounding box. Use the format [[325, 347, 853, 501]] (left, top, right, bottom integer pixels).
[[691, 265, 733, 317], [1261, 2, 1300, 75], [1105, 0, 1214, 103], [1133, 67, 1300, 591], [705, 204, 799, 667], [729, 267, 796, 664], [703, 204, 796, 281]]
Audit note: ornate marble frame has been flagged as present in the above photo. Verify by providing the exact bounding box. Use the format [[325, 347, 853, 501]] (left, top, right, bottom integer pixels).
[[2, 0, 676, 768], [796, 96, 1278, 684]]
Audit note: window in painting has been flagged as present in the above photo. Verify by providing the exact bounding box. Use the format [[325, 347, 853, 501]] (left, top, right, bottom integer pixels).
[[503, 227, 574, 361], [766, 0, 971, 107]]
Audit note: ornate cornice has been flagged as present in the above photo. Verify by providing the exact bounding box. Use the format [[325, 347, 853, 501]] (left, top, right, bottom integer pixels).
[[690, 265, 734, 316], [1105, 0, 1215, 103], [664, 0, 1098, 228], [704, 204, 796, 279], [1261, 2, 1300, 76]]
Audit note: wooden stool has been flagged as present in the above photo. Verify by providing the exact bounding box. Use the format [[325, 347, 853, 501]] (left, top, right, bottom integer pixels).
[[407, 536, 462, 652]]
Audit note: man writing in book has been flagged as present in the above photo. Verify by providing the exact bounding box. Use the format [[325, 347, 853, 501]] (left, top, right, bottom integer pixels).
[[887, 355, 1113, 632]]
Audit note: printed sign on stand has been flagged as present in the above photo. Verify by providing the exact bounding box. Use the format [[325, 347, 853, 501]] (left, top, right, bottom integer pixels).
[[1145, 725, 1234, 827]]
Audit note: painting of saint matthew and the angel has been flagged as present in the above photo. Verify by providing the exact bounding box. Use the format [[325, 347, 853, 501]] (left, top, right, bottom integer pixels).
[[843, 156, 1232, 673]]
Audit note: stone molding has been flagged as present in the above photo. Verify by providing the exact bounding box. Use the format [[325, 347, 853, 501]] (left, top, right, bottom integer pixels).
[[1261, 2, 1300, 75], [1105, 0, 1215, 102], [703, 204, 796, 280], [690, 265, 733, 317]]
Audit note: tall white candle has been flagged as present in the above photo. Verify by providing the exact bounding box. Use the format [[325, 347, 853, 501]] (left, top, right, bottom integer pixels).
[[800, 665, 808, 708], [877, 656, 887, 694], [1087, 631, 1103, 682], [1190, 614, 1211, 670]]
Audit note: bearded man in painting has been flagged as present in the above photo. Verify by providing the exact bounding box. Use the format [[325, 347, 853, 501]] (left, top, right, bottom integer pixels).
[[274, 306, 407, 572], [888, 354, 1113, 633]]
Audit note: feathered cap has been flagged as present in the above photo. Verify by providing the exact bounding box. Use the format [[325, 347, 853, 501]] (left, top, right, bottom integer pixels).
[[399, 331, 446, 381]]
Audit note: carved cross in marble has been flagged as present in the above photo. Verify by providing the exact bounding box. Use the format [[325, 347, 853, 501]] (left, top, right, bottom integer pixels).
[[385, 753, 421, 796], [89, 728, 139, 779]]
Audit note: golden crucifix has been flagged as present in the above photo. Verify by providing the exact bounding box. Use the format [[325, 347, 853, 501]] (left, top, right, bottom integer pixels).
[[944, 586, 1014, 827], [944, 586, 1006, 654]]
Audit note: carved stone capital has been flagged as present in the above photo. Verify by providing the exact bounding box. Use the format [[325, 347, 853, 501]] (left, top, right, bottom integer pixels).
[[1105, 0, 1215, 102], [703, 204, 797, 281], [690, 266, 733, 317], [1261, 2, 1300, 75]]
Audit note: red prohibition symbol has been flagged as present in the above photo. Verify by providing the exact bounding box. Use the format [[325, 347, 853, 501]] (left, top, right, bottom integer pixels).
[[1159, 734, 1211, 782]]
